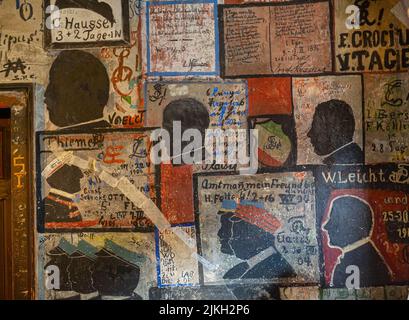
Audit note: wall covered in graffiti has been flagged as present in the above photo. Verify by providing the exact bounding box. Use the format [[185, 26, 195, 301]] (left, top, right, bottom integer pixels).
[[0, 0, 408, 300]]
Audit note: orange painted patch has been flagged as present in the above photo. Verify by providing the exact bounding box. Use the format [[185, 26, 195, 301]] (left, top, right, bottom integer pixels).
[[247, 78, 292, 116], [258, 148, 283, 167], [45, 220, 99, 229], [0, 96, 18, 108]]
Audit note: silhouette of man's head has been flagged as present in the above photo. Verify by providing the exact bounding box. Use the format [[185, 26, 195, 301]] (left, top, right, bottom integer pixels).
[[45, 50, 109, 127], [217, 201, 277, 260], [162, 98, 210, 164], [45, 253, 71, 291], [307, 100, 355, 156], [55, 0, 115, 23], [92, 254, 140, 296], [46, 164, 84, 194], [67, 241, 98, 294], [92, 240, 144, 297], [45, 239, 77, 291], [323, 196, 373, 249], [67, 253, 95, 294]]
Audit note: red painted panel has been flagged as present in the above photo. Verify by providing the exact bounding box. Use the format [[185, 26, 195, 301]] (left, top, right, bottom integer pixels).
[[161, 164, 194, 224], [247, 78, 292, 116]]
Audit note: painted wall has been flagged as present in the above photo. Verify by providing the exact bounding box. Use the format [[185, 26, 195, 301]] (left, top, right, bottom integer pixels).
[[0, 0, 408, 300]]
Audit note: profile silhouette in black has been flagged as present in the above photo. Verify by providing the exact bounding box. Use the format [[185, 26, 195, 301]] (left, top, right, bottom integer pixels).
[[45, 238, 77, 292], [92, 240, 143, 299], [217, 201, 295, 280], [67, 241, 98, 295], [307, 99, 363, 165], [45, 50, 110, 129], [55, 0, 115, 23], [323, 196, 391, 288], [162, 98, 210, 165], [43, 164, 84, 223]]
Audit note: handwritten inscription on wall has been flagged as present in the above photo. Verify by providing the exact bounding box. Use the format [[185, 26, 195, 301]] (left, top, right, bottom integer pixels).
[[365, 73, 409, 164], [334, 0, 409, 72], [221, 1, 332, 77], [157, 226, 199, 287], [147, 1, 217, 75], [48, 0, 126, 45]]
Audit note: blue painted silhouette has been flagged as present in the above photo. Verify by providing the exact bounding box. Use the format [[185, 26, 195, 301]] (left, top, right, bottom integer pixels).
[[217, 200, 295, 280]]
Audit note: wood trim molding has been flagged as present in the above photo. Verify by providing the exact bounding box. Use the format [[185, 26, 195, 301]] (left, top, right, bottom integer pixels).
[[0, 84, 34, 300]]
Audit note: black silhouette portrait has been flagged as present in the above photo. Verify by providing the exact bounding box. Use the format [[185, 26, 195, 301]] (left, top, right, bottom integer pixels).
[[45, 238, 77, 292], [67, 241, 98, 295], [92, 240, 144, 299], [217, 200, 295, 280], [43, 164, 84, 223], [324, 196, 391, 288], [45, 50, 110, 129], [55, 0, 115, 23], [162, 98, 210, 165], [45, 239, 146, 300], [307, 99, 363, 165]]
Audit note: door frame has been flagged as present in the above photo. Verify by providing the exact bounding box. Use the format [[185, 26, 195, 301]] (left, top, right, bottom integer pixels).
[[0, 83, 34, 300]]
